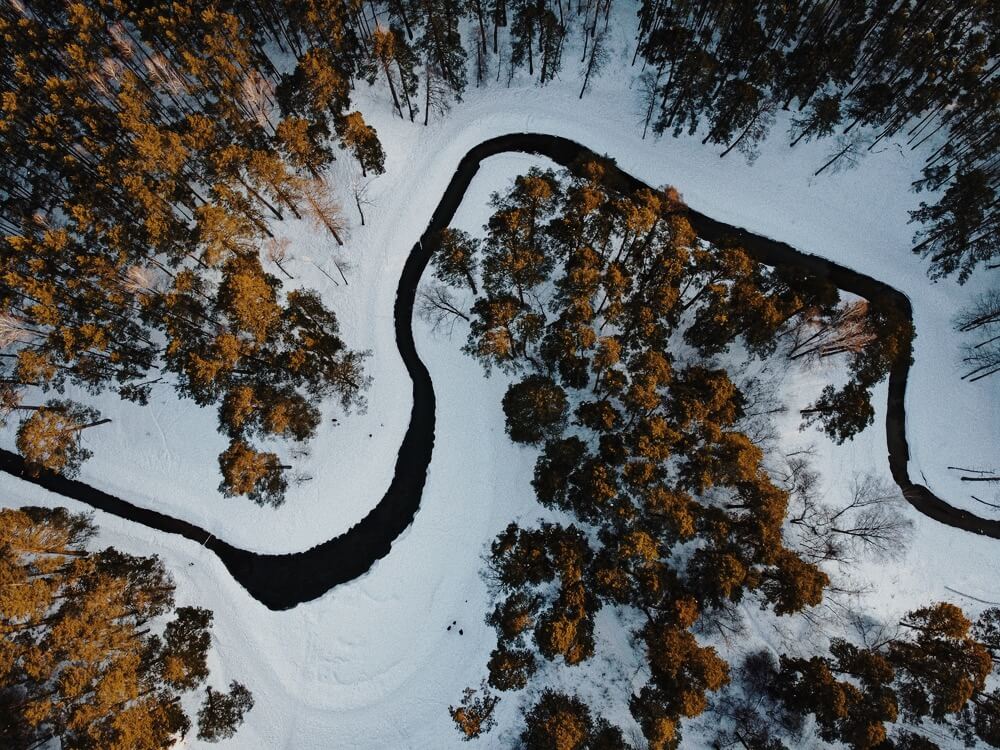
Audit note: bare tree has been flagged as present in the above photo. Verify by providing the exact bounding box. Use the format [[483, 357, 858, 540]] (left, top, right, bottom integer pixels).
[[956, 289, 1000, 382], [351, 175, 374, 226], [117, 264, 163, 296], [579, 29, 608, 99], [299, 255, 339, 286], [424, 62, 452, 126], [417, 282, 470, 334], [450, 680, 499, 740], [265, 237, 294, 279], [711, 650, 802, 750], [240, 70, 276, 133], [836, 473, 914, 559], [0, 312, 44, 347], [786, 300, 875, 362], [735, 369, 787, 448], [297, 177, 348, 246], [782, 456, 913, 565], [638, 67, 662, 140], [145, 52, 185, 97], [814, 132, 868, 177]]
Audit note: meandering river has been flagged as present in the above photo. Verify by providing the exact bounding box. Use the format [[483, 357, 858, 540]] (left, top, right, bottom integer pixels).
[[1, 133, 993, 610]]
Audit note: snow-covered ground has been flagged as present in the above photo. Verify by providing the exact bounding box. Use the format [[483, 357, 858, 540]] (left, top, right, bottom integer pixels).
[[2, 6, 998, 747]]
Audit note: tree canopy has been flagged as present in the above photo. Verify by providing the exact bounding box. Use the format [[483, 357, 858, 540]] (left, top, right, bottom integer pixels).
[[0, 506, 251, 749]]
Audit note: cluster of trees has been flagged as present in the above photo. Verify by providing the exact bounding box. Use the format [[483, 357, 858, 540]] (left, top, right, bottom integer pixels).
[[715, 603, 1000, 749], [630, 0, 998, 381], [0, 506, 252, 748], [2, 0, 992, 504], [0, 0, 384, 504], [360, 0, 617, 107], [430, 164, 915, 746], [366, 0, 999, 312], [378, 0, 996, 381], [633, 0, 998, 287], [373, 0, 998, 299]]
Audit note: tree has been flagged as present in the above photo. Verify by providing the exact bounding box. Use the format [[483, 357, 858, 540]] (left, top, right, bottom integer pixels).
[[336, 111, 386, 176], [533, 436, 588, 507], [465, 295, 545, 372], [772, 648, 896, 750], [536, 8, 563, 85], [365, 25, 410, 119], [889, 603, 992, 724], [801, 382, 875, 444], [217, 255, 282, 344], [785, 463, 913, 565], [276, 46, 350, 127], [771, 602, 998, 749], [502, 374, 569, 444], [0, 506, 251, 749], [197, 681, 255, 742], [487, 644, 537, 690], [276, 116, 333, 176], [483, 168, 560, 301], [789, 93, 842, 147], [15, 400, 111, 477], [642, 622, 730, 719], [521, 690, 627, 750], [911, 169, 998, 283], [450, 681, 500, 739], [579, 29, 608, 98], [298, 177, 349, 246], [415, 0, 468, 103], [218, 439, 289, 506], [430, 228, 480, 293], [163, 606, 214, 690], [955, 289, 1000, 382], [418, 282, 471, 332]]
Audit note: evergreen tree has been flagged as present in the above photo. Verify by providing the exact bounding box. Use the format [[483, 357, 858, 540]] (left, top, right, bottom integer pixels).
[[0, 506, 251, 749], [502, 374, 569, 444], [197, 682, 255, 742], [336, 111, 386, 176], [15, 400, 111, 477]]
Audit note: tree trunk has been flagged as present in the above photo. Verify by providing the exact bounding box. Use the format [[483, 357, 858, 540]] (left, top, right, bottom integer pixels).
[[73, 418, 112, 432]]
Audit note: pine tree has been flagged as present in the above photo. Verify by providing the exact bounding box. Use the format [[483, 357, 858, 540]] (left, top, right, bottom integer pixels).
[[218, 439, 289, 506], [336, 111, 386, 176], [415, 0, 469, 100], [911, 168, 999, 283], [15, 400, 111, 477], [430, 228, 480, 293], [0, 506, 251, 749], [197, 682, 255, 742], [502, 374, 569, 444]]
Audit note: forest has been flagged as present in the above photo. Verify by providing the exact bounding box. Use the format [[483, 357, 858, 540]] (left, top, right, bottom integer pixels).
[[0, 0, 997, 504], [0, 506, 253, 748], [0, 0, 997, 748], [434, 163, 996, 749]]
